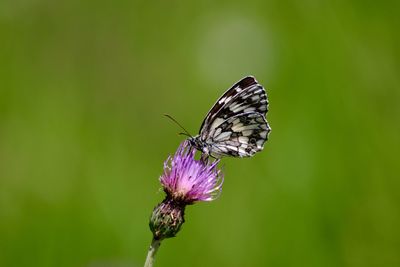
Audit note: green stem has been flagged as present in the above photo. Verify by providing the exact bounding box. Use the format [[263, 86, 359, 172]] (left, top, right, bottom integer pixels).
[[144, 238, 161, 267]]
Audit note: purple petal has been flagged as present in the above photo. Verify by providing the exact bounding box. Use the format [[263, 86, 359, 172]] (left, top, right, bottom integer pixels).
[[160, 141, 224, 203]]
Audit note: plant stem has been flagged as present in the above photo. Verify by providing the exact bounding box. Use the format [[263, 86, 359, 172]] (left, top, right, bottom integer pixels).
[[144, 238, 161, 267]]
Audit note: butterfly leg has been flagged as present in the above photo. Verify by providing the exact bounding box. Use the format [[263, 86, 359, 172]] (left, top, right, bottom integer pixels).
[[200, 153, 210, 164]]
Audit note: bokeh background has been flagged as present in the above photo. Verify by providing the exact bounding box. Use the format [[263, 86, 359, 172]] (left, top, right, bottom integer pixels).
[[1, 1, 399, 266]]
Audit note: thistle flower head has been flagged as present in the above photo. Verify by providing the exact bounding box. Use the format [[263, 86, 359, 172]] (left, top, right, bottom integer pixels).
[[149, 141, 224, 241], [160, 141, 224, 204]]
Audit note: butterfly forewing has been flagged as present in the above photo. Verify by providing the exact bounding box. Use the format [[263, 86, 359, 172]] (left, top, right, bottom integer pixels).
[[199, 76, 268, 141], [199, 77, 256, 129]]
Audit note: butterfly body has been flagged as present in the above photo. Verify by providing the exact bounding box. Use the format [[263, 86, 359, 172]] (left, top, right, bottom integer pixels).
[[189, 76, 271, 159]]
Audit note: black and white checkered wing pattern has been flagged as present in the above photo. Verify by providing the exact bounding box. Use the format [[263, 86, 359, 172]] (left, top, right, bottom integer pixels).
[[198, 76, 271, 158], [199, 76, 268, 140], [208, 112, 270, 158]]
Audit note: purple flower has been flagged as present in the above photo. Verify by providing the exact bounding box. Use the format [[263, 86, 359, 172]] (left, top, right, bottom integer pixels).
[[160, 141, 224, 204], [149, 141, 224, 241]]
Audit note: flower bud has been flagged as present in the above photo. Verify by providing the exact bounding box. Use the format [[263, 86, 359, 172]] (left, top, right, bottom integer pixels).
[[149, 199, 185, 240]]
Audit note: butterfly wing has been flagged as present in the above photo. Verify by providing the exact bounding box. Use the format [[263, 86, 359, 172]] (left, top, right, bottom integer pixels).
[[199, 76, 269, 141], [207, 112, 271, 158]]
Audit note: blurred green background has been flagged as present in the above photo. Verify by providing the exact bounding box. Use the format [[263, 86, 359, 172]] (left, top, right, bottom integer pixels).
[[1, 1, 399, 266]]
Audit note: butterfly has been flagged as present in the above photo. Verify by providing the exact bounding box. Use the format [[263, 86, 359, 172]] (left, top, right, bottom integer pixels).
[[187, 76, 271, 159]]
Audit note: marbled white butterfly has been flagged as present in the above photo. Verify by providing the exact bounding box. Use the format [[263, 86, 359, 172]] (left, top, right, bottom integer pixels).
[[188, 76, 271, 159]]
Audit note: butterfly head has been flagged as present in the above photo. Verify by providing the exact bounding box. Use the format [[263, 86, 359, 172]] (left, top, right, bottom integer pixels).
[[188, 135, 202, 150]]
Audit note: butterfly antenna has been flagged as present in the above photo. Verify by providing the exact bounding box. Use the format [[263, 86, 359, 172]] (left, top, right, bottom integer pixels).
[[164, 114, 192, 137], [178, 132, 192, 137]]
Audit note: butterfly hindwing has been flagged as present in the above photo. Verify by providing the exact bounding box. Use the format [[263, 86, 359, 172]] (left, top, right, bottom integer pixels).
[[207, 112, 271, 158]]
